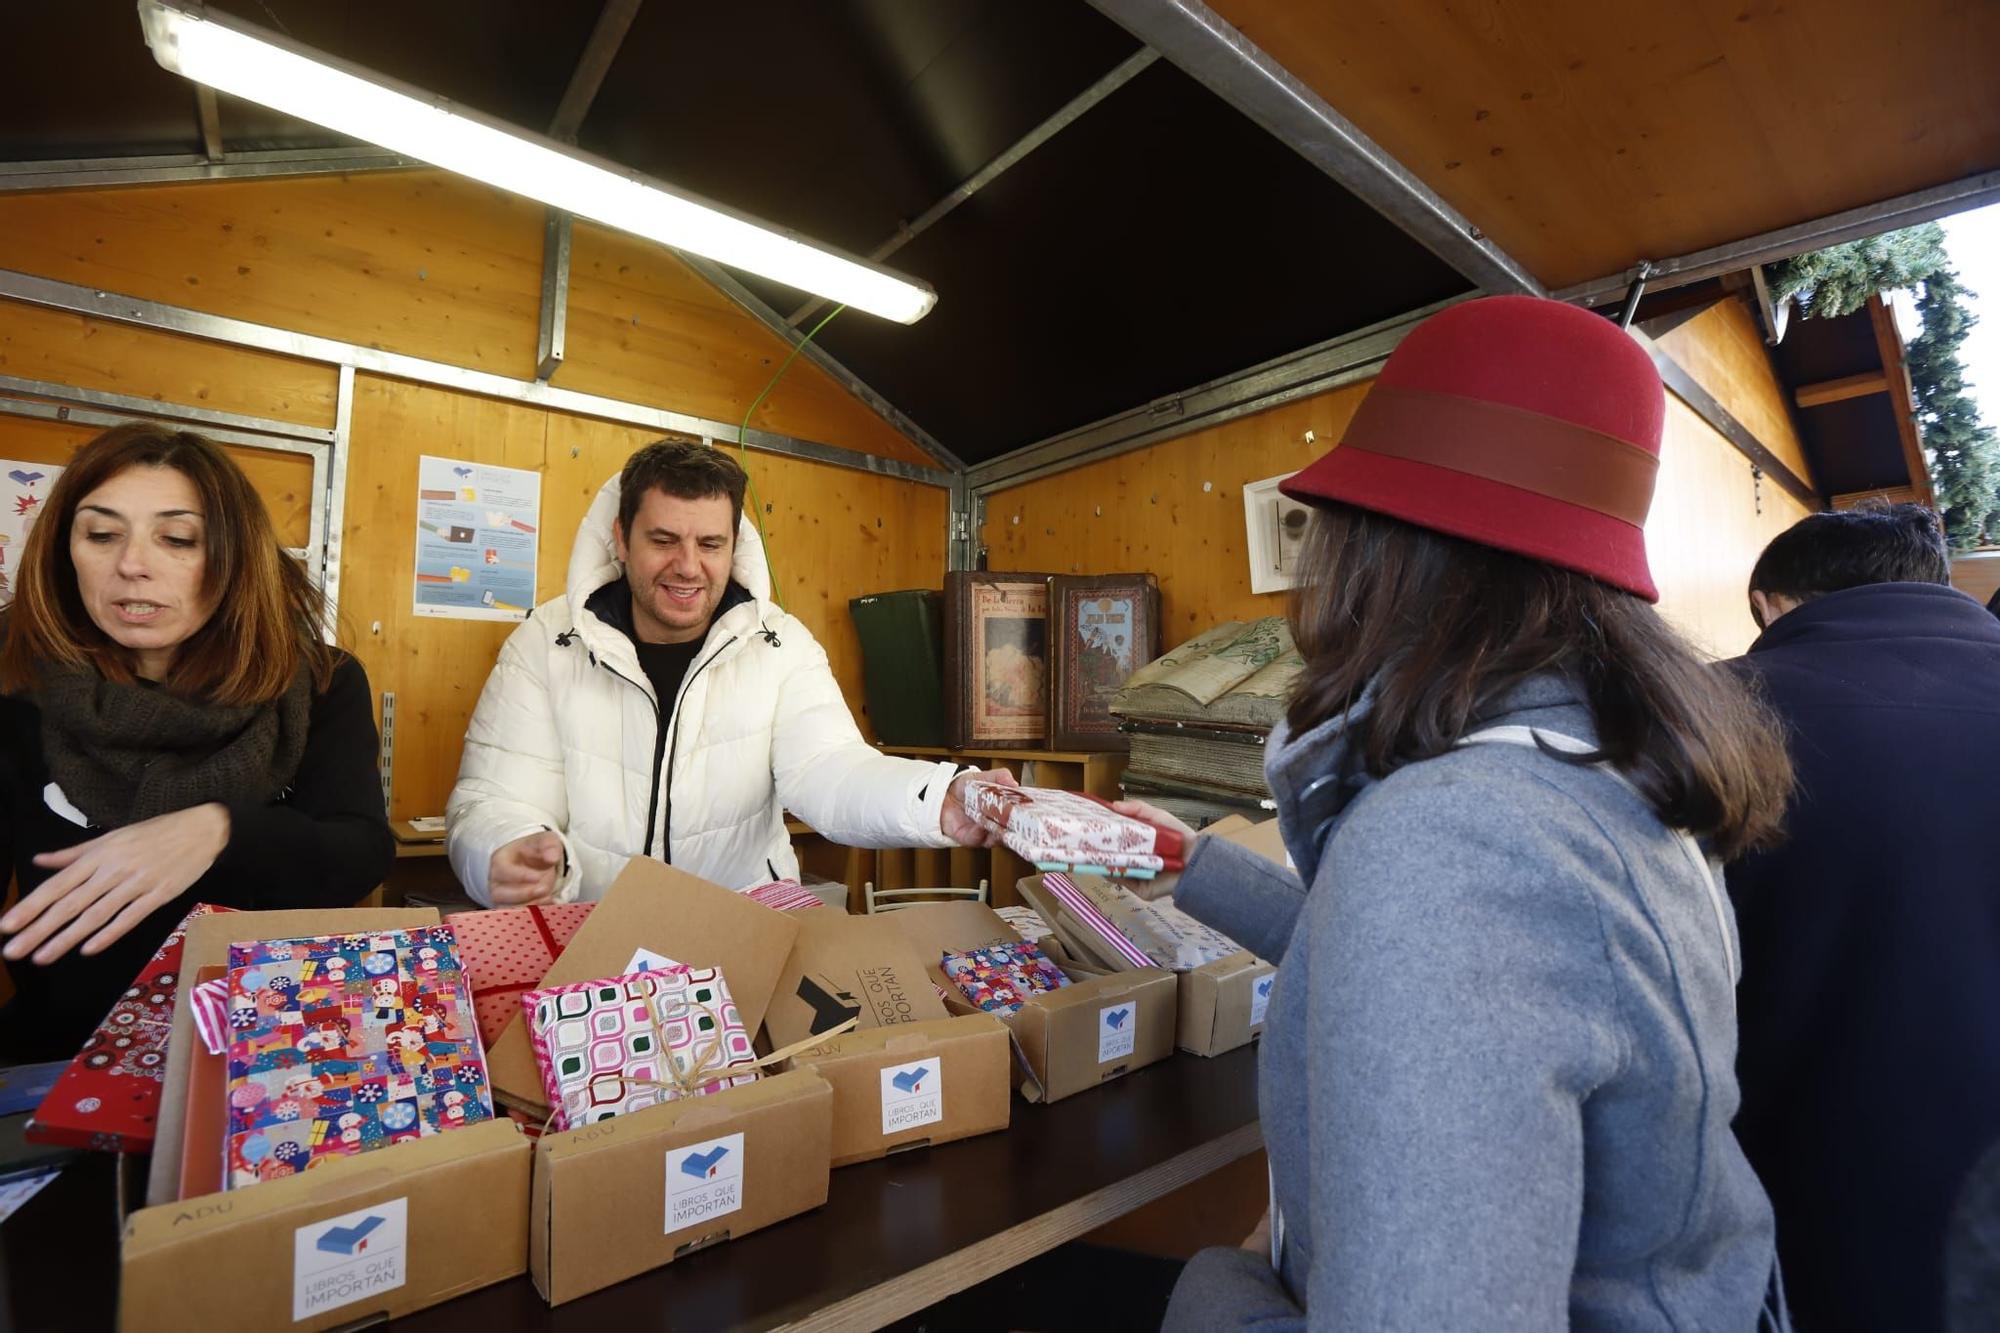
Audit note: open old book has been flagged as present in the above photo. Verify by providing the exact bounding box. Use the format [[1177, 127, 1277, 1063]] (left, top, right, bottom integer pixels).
[[1109, 617, 1303, 730]]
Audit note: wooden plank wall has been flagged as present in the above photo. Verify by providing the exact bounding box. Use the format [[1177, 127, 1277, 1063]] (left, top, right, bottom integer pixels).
[[0, 171, 947, 820], [0, 411, 317, 551], [983, 387, 1366, 645], [1952, 554, 2000, 607], [1654, 297, 1813, 485], [984, 329, 1813, 661]]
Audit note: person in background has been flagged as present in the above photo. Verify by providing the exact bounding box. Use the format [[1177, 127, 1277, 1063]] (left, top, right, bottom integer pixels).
[[447, 440, 1007, 905], [1126, 296, 1794, 1328], [1728, 503, 2000, 1332], [0, 423, 392, 1062]]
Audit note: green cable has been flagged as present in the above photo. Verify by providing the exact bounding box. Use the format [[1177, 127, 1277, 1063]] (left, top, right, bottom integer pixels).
[[736, 304, 845, 610]]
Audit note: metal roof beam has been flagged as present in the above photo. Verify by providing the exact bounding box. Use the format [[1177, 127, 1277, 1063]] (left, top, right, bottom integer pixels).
[[535, 209, 572, 382], [968, 296, 1465, 493], [0, 146, 417, 192], [195, 86, 224, 162], [535, 1, 645, 385], [547, 0, 645, 144], [1556, 168, 2000, 309], [785, 47, 1161, 327], [681, 255, 966, 473], [1087, 0, 1542, 297]]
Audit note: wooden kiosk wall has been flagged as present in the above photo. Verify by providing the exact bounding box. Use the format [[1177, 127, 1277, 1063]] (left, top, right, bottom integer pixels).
[[0, 171, 947, 821], [983, 294, 1817, 661]]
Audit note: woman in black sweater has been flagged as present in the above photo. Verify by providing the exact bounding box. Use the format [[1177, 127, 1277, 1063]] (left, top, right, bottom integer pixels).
[[0, 423, 392, 1062]]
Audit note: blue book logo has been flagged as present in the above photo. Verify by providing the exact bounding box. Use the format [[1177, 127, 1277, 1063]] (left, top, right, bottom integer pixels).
[[681, 1145, 730, 1180], [1104, 1007, 1131, 1031], [1256, 977, 1273, 999], [891, 1066, 931, 1094], [7, 470, 44, 486], [315, 1215, 386, 1256]]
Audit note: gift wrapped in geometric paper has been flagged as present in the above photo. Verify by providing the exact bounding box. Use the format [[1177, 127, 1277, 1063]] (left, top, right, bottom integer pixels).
[[522, 965, 758, 1132], [223, 924, 492, 1189], [448, 902, 596, 1046], [26, 903, 235, 1153]]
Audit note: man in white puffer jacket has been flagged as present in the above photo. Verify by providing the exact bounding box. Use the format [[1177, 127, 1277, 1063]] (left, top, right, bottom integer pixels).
[[447, 441, 1004, 905]]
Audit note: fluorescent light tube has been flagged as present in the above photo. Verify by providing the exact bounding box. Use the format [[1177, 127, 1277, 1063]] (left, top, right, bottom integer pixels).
[[136, 1, 937, 324]]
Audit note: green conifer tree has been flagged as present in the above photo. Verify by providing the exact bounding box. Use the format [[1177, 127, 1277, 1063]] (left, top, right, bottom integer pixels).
[[1767, 223, 1997, 546]]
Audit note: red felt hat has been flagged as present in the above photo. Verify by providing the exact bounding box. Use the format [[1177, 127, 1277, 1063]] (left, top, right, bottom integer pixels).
[[1281, 295, 1665, 601]]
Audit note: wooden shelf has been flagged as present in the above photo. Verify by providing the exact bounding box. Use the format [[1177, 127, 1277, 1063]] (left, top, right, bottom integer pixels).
[[883, 745, 1124, 765]]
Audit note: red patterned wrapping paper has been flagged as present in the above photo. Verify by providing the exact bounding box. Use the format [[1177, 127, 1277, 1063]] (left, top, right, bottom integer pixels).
[[963, 781, 1186, 871], [25, 903, 235, 1152], [741, 880, 827, 912], [450, 903, 595, 1046]]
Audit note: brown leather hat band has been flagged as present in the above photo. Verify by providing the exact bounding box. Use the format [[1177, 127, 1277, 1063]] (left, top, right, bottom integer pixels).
[[1338, 383, 1659, 525]]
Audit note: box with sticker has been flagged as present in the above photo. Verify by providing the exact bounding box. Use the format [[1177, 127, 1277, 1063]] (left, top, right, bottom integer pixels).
[[1175, 951, 1277, 1057], [883, 901, 1178, 1104], [1175, 816, 1287, 1056], [779, 1013, 1011, 1166], [528, 1067, 833, 1305], [121, 908, 533, 1333], [483, 858, 803, 1119], [1010, 868, 1272, 1061]]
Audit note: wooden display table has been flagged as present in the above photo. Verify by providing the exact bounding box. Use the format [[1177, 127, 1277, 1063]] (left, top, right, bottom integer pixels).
[[0, 1044, 1258, 1331]]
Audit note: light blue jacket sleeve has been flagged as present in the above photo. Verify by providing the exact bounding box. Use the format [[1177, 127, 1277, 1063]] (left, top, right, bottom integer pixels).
[[1173, 833, 1309, 963]]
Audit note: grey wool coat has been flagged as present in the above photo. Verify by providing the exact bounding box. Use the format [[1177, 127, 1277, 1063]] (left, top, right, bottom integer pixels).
[[1163, 676, 1784, 1330]]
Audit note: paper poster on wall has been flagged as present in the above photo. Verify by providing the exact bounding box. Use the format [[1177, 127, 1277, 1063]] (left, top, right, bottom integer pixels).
[[411, 454, 540, 621], [0, 459, 64, 606]]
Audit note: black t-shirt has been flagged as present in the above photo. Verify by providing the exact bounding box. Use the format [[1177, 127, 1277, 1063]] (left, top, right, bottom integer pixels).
[[634, 638, 704, 713]]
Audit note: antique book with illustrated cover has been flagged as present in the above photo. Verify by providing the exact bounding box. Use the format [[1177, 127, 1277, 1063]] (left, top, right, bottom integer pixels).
[[1047, 573, 1160, 751], [943, 571, 1052, 748], [1111, 617, 1300, 730]]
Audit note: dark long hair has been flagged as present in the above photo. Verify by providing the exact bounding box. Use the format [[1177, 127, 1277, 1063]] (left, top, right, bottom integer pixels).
[[0, 422, 334, 704], [1287, 503, 1792, 859]]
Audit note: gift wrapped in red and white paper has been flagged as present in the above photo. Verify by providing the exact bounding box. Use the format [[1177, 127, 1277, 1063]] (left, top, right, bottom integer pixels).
[[450, 902, 595, 1046], [26, 902, 234, 1152], [741, 879, 827, 913], [963, 780, 1186, 873]]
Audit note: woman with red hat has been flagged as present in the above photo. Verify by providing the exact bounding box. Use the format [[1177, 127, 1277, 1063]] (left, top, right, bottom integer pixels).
[[1137, 296, 1795, 1328]]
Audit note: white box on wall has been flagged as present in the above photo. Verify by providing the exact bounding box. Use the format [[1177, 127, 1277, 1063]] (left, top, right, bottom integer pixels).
[[1242, 472, 1313, 594]]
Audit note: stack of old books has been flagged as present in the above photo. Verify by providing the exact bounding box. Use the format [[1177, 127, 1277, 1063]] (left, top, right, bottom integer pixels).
[[1110, 617, 1301, 829]]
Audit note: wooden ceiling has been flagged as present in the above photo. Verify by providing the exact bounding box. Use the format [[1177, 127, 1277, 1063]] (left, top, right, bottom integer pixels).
[[1207, 0, 2000, 290]]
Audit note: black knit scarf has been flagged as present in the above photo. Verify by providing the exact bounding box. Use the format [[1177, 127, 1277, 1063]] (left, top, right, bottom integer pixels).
[[35, 664, 313, 828]]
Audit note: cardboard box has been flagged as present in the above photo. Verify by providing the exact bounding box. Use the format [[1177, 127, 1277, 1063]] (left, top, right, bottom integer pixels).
[[487, 859, 802, 1116], [127, 908, 533, 1333], [123, 1119, 531, 1333], [886, 902, 1178, 1103], [529, 1068, 833, 1305], [1177, 950, 1276, 1057], [763, 909, 951, 1049], [784, 1014, 1011, 1166], [1205, 814, 1292, 869]]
